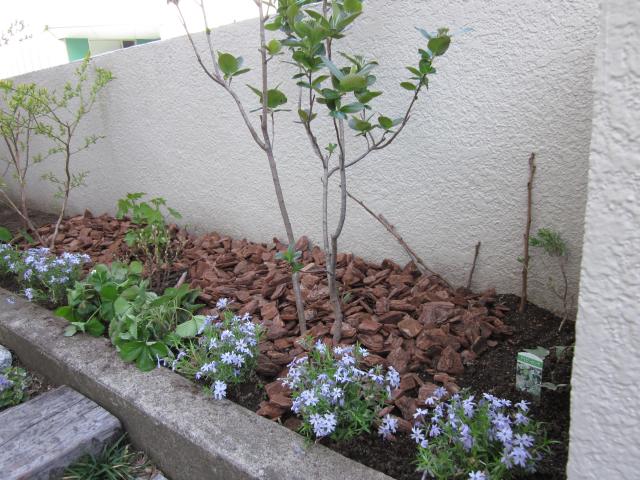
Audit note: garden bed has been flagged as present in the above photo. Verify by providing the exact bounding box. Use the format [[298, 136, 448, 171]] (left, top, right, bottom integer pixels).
[[1, 208, 573, 479]]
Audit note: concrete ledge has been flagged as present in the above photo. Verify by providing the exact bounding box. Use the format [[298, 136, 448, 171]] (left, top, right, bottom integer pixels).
[[0, 288, 392, 480]]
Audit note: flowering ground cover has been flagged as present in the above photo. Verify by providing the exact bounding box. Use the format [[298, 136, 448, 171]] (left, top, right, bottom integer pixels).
[[2, 208, 573, 479]]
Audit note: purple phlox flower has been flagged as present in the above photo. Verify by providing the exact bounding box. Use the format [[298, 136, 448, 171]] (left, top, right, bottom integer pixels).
[[367, 369, 384, 385], [434, 386, 448, 399], [413, 408, 429, 420], [410, 425, 426, 445], [309, 412, 337, 437], [516, 399, 530, 412], [5, 297, 15, 304], [220, 330, 234, 343], [378, 415, 398, 439], [212, 380, 227, 400], [514, 433, 535, 449], [216, 297, 230, 310], [333, 345, 353, 356], [329, 387, 343, 404], [339, 353, 356, 367], [200, 361, 217, 374], [496, 426, 513, 446], [514, 412, 530, 426], [459, 423, 474, 451], [334, 366, 351, 383], [220, 352, 244, 367], [0, 374, 13, 391], [501, 449, 514, 469], [170, 350, 187, 371], [24, 288, 34, 301], [385, 367, 401, 389], [300, 389, 319, 407], [510, 446, 531, 467], [468, 471, 487, 480], [463, 396, 476, 417], [198, 315, 216, 335], [429, 424, 442, 437], [357, 346, 369, 357], [424, 396, 437, 406], [208, 337, 219, 350], [315, 339, 327, 354]]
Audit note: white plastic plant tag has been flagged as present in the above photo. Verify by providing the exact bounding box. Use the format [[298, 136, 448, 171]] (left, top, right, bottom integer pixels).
[[516, 347, 549, 401]]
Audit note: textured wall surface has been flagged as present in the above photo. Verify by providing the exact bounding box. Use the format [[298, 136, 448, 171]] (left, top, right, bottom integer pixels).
[[1, 0, 599, 313], [568, 0, 640, 477]]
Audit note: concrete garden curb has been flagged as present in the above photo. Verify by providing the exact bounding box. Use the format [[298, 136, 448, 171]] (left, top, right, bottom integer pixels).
[[0, 288, 392, 480]]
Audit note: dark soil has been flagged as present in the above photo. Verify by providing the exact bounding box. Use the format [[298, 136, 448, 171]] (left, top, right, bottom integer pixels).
[[12, 355, 57, 400]]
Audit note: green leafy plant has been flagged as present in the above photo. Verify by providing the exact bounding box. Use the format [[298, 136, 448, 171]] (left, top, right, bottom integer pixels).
[[116, 193, 184, 290], [270, 0, 450, 342], [0, 80, 47, 244], [275, 245, 304, 273], [0, 366, 31, 409], [56, 261, 204, 371], [282, 341, 400, 441], [55, 261, 145, 337], [529, 228, 571, 331], [172, 299, 263, 399], [412, 391, 552, 479], [35, 55, 113, 249], [62, 435, 150, 480]]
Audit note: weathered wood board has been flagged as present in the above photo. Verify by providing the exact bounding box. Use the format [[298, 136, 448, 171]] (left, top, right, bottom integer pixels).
[[0, 385, 122, 480]]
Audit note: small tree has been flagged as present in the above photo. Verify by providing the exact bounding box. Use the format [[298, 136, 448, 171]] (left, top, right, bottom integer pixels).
[[271, 0, 451, 342], [169, 0, 308, 333], [0, 81, 47, 243], [529, 228, 571, 332], [35, 56, 113, 249]]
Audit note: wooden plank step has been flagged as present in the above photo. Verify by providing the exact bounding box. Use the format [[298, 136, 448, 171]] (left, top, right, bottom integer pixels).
[[0, 385, 122, 480]]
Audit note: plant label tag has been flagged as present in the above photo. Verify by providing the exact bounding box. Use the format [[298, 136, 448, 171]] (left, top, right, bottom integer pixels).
[[516, 349, 547, 401]]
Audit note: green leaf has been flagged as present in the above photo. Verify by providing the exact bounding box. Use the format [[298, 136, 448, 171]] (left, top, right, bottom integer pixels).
[[343, 0, 362, 13], [400, 82, 417, 91], [218, 52, 239, 77], [266, 39, 282, 55], [136, 348, 156, 371], [428, 35, 451, 56], [339, 74, 367, 92], [54, 305, 74, 321], [341, 102, 365, 114], [114, 297, 131, 316], [266, 88, 287, 109], [348, 117, 373, 132], [355, 90, 382, 104], [0, 226, 11, 242], [119, 341, 144, 362], [128, 261, 143, 275], [378, 116, 393, 130], [320, 56, 345, 81], [99, 283, 118, 302], [85, 318, 105, 337], [175, 315, 206, 338], [64, 325, 78, 337]]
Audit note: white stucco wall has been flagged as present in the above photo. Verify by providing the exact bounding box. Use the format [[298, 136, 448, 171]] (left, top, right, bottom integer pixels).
[[1, 0, 599, 313], [568, 0, 640, 477]]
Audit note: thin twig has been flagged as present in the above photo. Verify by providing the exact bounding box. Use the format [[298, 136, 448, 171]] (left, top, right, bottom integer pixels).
[[466, 241, 481, 290], [347, 190, 453, 290], [519, 153, 536, 313]]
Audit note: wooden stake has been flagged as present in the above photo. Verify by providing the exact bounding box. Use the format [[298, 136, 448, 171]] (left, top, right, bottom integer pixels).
[[519, 153, 536, 313], [466, 241, 481, 290]]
